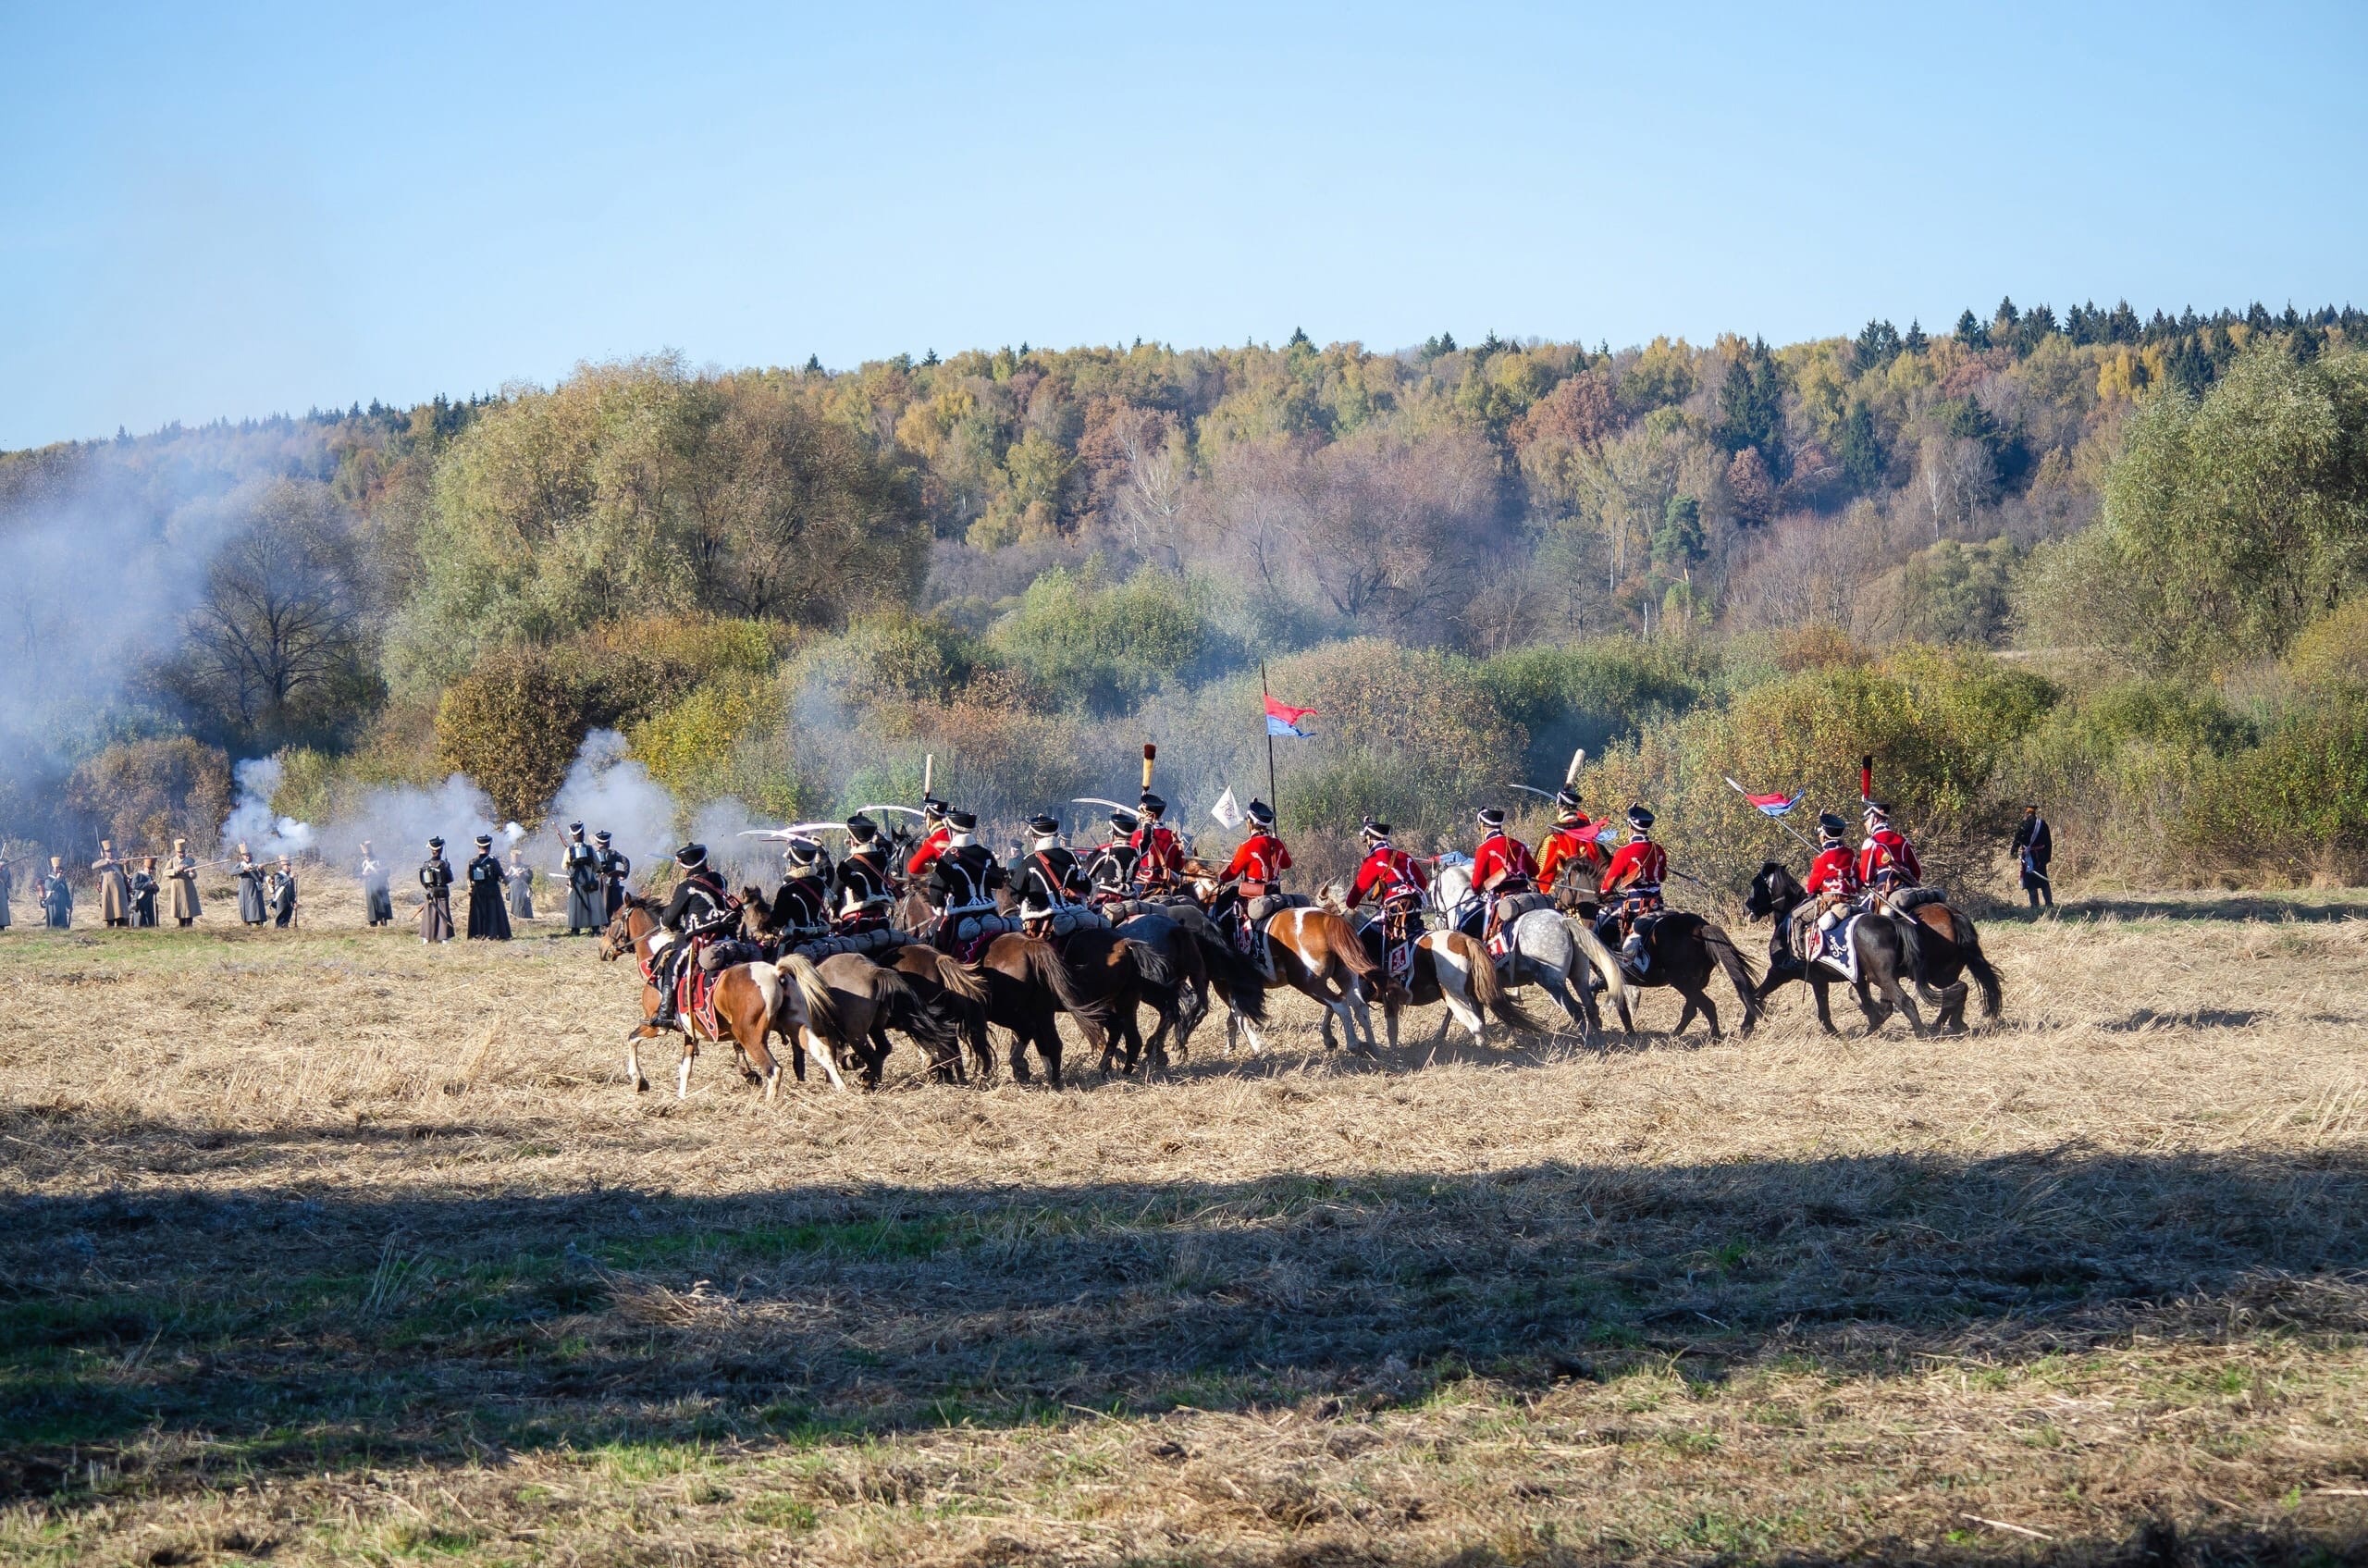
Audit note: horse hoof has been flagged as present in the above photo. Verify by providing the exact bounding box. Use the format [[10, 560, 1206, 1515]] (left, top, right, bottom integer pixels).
[[634, 1078, 649, 1093]]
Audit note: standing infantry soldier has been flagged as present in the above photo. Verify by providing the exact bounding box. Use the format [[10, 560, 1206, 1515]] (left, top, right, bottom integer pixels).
[[130, 858, 160, 927], [167, 839, 202, 926], [358, 841, 394, 926], [465, 833, 512, 940], [93, 839, 131, 928], [2011, 802, 2054, 910], [596, 831, 632, 923], [507, 845, 536, 922], [41, 857, 73, 928], [419, 838, 455, 944], [562, 822, 601, 934], [267, 856, 299, 928], [0, 850, 14, 932], [234, 844, 267, 927]]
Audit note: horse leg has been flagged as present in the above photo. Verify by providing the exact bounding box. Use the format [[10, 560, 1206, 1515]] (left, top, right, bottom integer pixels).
[[675, 1036, 696, 1099], [1696, 988, 1722, 1041], [1672, 994, 1700, 1035], [1343, 973, 1380, 1056], [1808, 980, 1840, 1036], [1875, 965, 1929, 1037], [800, 1025, 848, 1091], [1036, 1020, 1064, 1089]]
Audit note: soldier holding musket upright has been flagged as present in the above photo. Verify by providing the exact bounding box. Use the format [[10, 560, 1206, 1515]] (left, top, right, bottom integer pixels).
[[268, 856, 299, 928], [166, 839, 202, 926], [562, 822, 600, 934], [234, 844, 267, 927], [130, 858, 160, 927], [40, 857, 73, 929], [93, 840, 131, 928], [596, 831, 632, 923], [507, 845, 536, 921], [419, 838, 455, 944], [465, 833, 512, 940]]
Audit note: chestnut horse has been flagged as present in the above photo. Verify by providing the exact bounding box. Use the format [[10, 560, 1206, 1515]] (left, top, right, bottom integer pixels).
[[1217, 905, 1388, 1059], [599, 898, 843, 1095]]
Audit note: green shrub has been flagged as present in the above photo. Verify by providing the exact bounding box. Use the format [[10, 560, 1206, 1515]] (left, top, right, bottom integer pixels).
[[988, 567, 1229, 712], [1474, 637, 1713, 783], [1900, 537, 2017, 646], [2180, 692, 2368, 878], [435, 649, 604, 822], [1265, 640, 1523, 835], [64, 737, 234, 856], [628, 676, 775, 807]]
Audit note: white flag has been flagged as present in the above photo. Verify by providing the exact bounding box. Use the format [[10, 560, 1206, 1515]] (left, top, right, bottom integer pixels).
[[1209, 786, 1244, 830]]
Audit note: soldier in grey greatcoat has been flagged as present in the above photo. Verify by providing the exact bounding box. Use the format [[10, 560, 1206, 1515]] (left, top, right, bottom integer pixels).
[[234, 845, 267, 926], [0, 852, 14, 931], [41, 857, 73, 929], [130, 858, 161, 927], [358, 841, 394, 926], [94, 840, 131, 927], [506, 846, 536, 921], [166, 839, 202, 926], [268, 856, 299, 928], [419, 838, 455, 944], [562, 821, 601, 934]]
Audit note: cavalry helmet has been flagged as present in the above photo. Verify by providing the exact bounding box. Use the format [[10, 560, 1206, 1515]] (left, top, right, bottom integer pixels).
[[1863, 801, 1891, 827], [426, 836, 444, 850], [674, 842, 708, 870], [1246, 798, 1275, 827], [594, 830, 612, 845], [1475, 806, 1506, 831], [1626, 804, 1656, 832], [784, 837, 821, 868], [1139, 791, 1166, 817], [1554, 784, 1583, 814], [845, 814, 880, 844], [921, 794, 950, 821], [947, 809, 979, 833], [1027, 812, 1061, 837], [1108, 808, 1140, 833], [474, 833, 493, 848], [1818, 811, 1847, 840], [567, 821, 585, 836], [1360, 818, 1392, 843]]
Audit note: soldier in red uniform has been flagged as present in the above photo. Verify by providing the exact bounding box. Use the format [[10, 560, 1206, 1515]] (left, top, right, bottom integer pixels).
[[1467, 806, 1540, 944], [1129, 792, 1186, 894], [1855, 802, 1922, 897], [904, 796, 954, 881], [1346, 819, 1428, 997], [1793, 811, 1861, 965], [1597, 805, 1669, 974], [1211, 799, 1290, 948], [1535, 786, 1602, 906]]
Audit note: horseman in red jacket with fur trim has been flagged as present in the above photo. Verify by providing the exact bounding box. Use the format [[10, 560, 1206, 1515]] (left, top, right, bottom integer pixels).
[[1855, 802, 1922, 895]]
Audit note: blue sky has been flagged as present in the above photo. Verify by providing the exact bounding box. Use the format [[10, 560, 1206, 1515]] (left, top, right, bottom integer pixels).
[[3, 1, 2362, 449]]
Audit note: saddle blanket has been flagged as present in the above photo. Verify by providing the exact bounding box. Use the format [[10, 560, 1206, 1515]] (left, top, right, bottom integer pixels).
[[1810, 914, 1861, 982]]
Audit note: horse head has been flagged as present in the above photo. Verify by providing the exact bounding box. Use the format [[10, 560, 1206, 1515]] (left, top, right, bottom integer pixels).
[[1741, 860, 1799, 923]]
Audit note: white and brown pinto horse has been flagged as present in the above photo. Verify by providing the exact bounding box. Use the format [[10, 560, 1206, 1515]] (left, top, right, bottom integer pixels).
[[1186, 888, 1388, 1059], [600, 897, 844, 1097]]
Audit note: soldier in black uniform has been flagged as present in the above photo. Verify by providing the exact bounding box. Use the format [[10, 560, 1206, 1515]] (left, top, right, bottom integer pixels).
[[1014, 812, 1089, 924], [925, 810, 1005, 950], [1083, 808, 1141, 901], [596, 831, 633, 923], [464, 833, 512, 940], [562, 822, 601, 934], [419, 838, 454, 944], [648, 844, 737, 1032], [834, 815, 894, 922], [770, 838, 832, 943]]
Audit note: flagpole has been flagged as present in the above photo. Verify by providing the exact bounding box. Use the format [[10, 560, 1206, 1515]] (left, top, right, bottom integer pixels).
[[1260, 659, 1279, 831]]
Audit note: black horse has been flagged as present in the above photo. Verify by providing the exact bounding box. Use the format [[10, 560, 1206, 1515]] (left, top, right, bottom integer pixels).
[[1742, 863, 1946, 1037], [1592, 907, 1762, 1040]]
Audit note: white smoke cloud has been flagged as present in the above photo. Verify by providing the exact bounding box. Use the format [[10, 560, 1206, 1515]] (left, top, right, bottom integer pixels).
[[688, 796, 781, 892], [314, 773, 498, 874], [533, 729, 677, 888], [218, 757, 314, 858]]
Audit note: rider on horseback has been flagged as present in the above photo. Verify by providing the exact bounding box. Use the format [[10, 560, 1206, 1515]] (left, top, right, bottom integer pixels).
[[1598, 805, 1668, 975], [1015, 813, 1090, 935], [772, 838, 832, 943], [1856, 802, 1922, 901], [905, 795, 955, 880], [1130, 792, 1185, 894], [1791, 811, 1862, 967], [834, 815, 894, 925], [648, 843, 740, 1033], [1212, 798, 1289, 946], [927, 809, 1006, 951], [1085, 808, 1141, 902], [1535, 785, 1599, 907], [1347, 818, 1428, 997], [1468, 807, 1541, 946]]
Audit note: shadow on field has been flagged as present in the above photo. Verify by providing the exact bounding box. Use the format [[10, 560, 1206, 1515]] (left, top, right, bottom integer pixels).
[[2065, 894, 2368, 924], [4, 1111, 2365, 1501]]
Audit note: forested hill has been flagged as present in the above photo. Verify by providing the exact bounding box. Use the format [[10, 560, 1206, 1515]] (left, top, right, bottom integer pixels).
[[5, 297, 2365, 891]]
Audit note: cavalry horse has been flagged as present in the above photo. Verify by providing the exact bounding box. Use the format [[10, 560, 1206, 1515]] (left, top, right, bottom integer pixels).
[[1424, 862, 1625, 1045], [1111, 907, 1268, 1071], [598, 897, 843, 1096], [1211, 902, 1389, 1059], [1744, 863, 1999, 1036]]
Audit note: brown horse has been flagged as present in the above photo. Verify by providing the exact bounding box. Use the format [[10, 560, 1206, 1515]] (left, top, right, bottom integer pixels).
[[808, 952, 968, 1086], [896, 932, 1112, 1088], [885, 945, 996, 1080], [599, 898, 844, 1095], [1219, 905, 1388, 1059]]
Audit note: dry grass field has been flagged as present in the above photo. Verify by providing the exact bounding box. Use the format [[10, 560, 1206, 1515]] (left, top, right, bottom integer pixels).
[[3, 878, 2366, 1566]]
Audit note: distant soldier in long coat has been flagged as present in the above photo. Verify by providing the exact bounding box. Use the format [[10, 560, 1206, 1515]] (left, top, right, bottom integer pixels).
[[596, 831, 632, 923], [234, 845, 267, 926], [41, 857, 73, 929], [506, 846, 536, 922], [93, 840, 131, 928], [166, 839, 202, 926], [562, 822, 601, 934], [464, 833, 512, 940], [357, 841, 394, 927], [0, 852, 15, 931], [268, 856, 298, 928], [419, 839, 455, 944], [130, 858, 161, 927]]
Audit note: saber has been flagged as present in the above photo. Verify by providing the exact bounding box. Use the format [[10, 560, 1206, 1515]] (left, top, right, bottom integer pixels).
[[1723, 776, 1819, 854], [856, 804, 928, 820], [1070, 796, 1132, 814], [1509, 784, 1558, 801], [737, 822, 848, 840]]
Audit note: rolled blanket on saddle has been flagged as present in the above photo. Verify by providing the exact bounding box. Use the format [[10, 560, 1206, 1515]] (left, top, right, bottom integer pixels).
[[1884, 886, 1948, 912], [791, 925, 912, 961], [1241, 892, 1313, 922], [1033, 905, 1111, 937], [1491, 891, 1556, 926], [946, 911, 1019, 945]]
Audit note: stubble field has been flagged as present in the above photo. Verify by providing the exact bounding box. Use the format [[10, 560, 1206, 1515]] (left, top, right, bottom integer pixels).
[[2, 879, 2365, 1566]]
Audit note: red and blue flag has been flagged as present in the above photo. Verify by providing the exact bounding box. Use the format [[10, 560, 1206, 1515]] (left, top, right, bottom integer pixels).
[[1726, 778, 1801, 816], [1264, 695, 1315, 738]]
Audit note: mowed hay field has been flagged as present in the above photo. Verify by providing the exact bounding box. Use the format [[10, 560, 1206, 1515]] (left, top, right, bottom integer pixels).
[[3, 883, 2366, 1567]]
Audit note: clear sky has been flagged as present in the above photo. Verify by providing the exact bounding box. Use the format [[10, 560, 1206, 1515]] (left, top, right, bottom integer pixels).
[[3, 1, 2362, 450]]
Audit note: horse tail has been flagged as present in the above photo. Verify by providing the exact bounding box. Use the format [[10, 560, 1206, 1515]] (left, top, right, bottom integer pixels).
[[1323, 911, 1384, 984], [1563, 916, 1628, 1017], [1958, 918, 2004, 1020], [1191, 930, 1269, 1023], [1445, 931, 1552, 1033], [1023, 938, 1115, 1032], [778, 952, 840, 1043], [875, 966, 962, 1055], [1698, 923, 1762, 1031], [1122, 936, 1174, 990], [916, 945, 989, 1005]]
